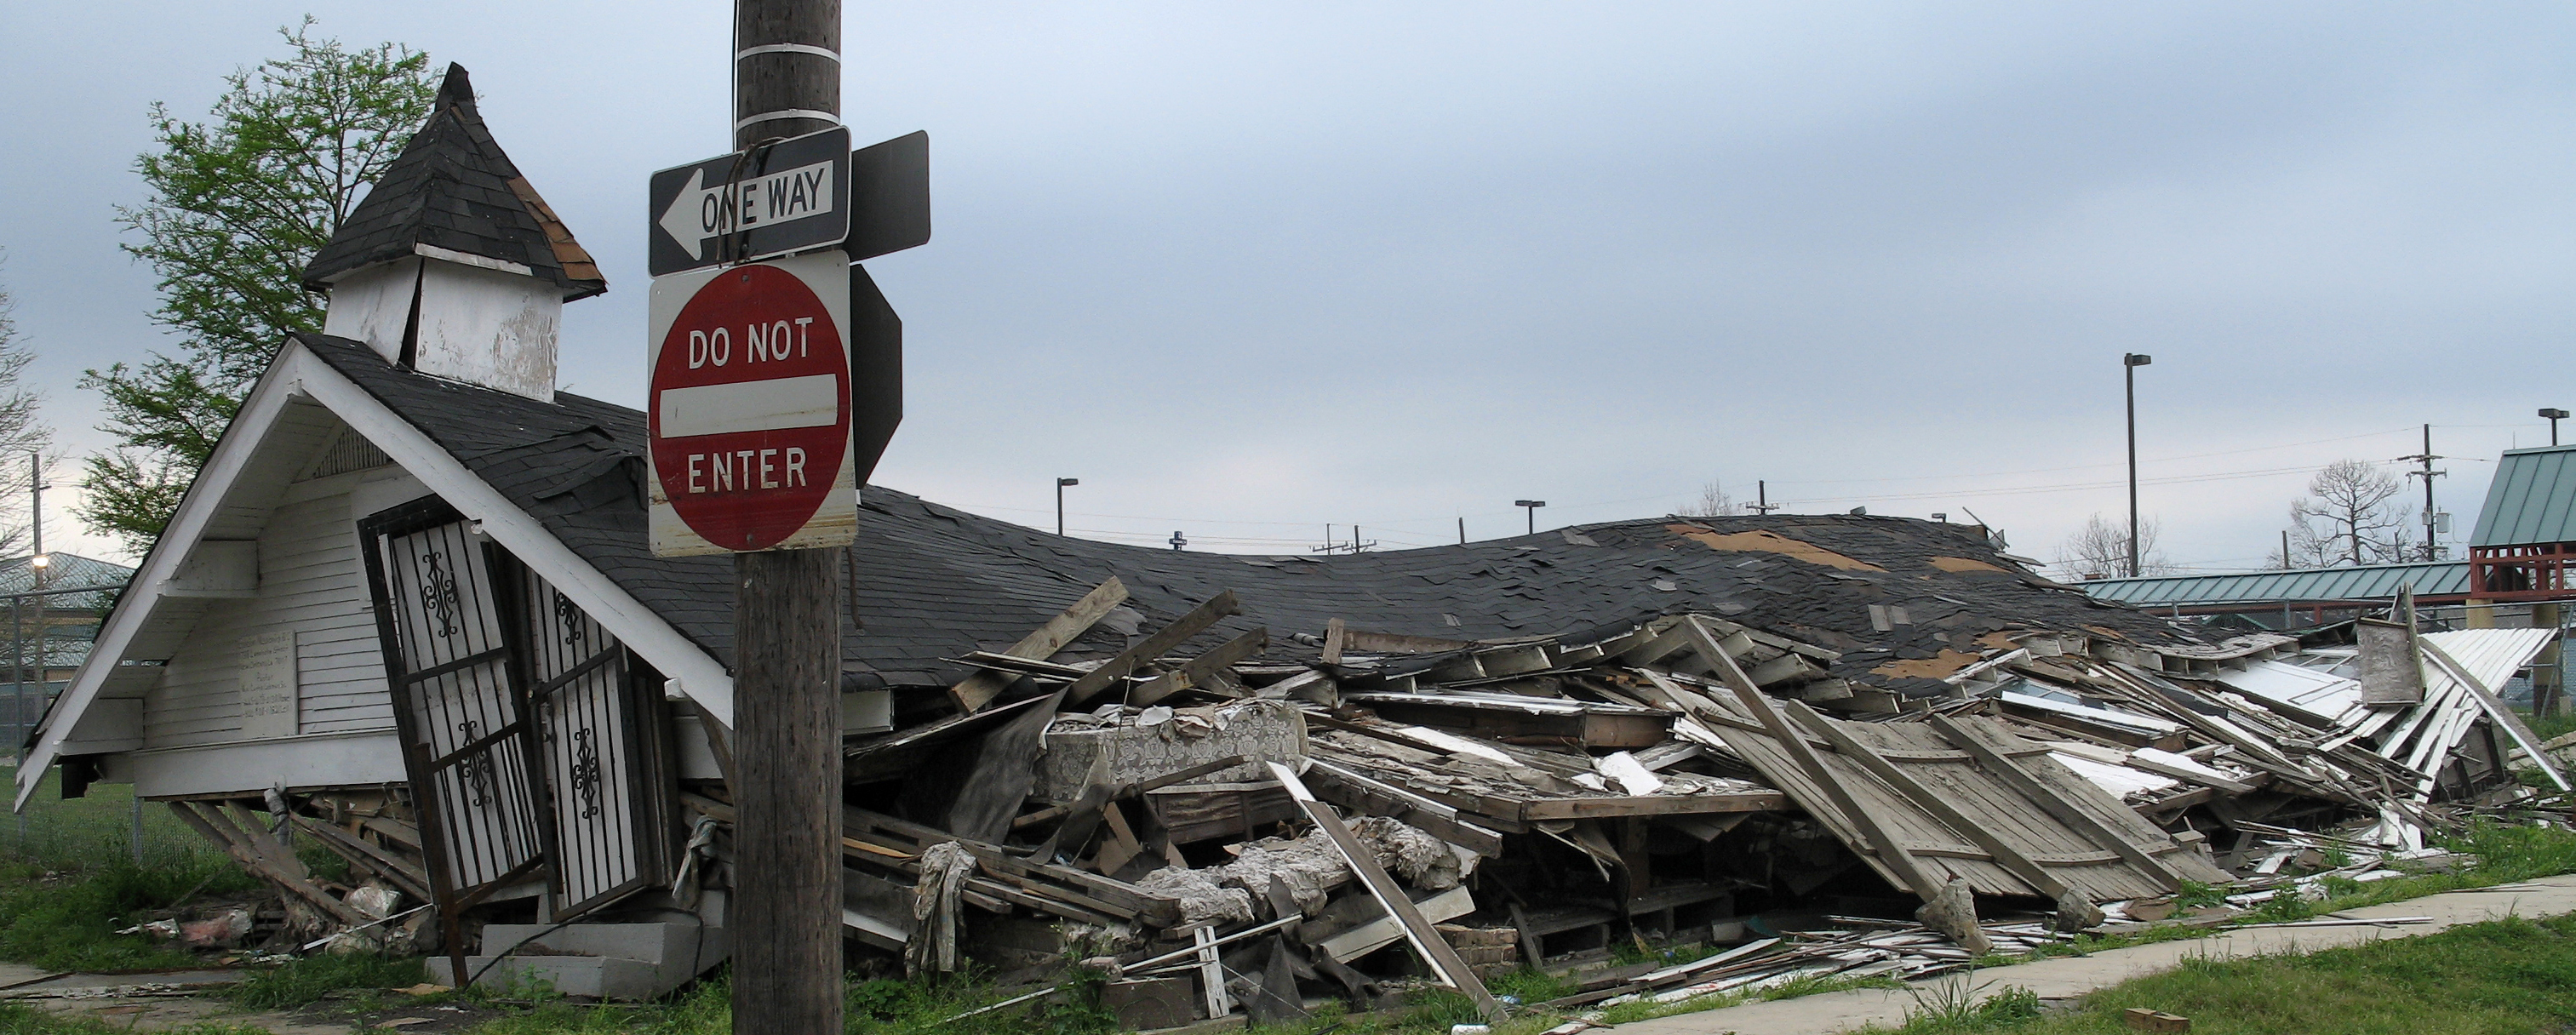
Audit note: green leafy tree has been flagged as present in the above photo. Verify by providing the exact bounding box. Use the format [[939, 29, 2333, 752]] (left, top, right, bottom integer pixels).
[[80, 19, 434, 554]]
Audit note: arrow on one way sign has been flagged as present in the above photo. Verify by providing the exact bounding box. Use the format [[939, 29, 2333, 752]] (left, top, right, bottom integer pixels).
[[646, 127, 851, 276]]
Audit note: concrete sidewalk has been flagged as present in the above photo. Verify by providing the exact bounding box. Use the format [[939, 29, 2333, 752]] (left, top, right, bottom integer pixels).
[[1613, 873, 2576, 1035]]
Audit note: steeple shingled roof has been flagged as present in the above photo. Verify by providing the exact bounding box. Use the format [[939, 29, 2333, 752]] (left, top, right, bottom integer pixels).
[[303, 64, 605, 300]]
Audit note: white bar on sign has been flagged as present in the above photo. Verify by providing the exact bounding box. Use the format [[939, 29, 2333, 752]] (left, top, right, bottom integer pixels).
[[658, 375, 840, 437]]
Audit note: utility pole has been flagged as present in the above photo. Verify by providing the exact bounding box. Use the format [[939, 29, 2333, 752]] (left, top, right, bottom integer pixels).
[[2399, 424, 2445, 562], [2122, 353, 2152, 577], [2281, 529, 2292, 571], [730, 3, 844, 1033], [1515, 500, 1545, 535], [25, 455, 42, 763], [1457, 517, 1465, 546], [1055, 477, 1077, 536], [1749, 480, 1779, 515]]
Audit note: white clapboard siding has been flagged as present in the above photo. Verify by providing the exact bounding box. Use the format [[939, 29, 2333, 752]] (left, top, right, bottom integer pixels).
[[144, 487, 390, 747]]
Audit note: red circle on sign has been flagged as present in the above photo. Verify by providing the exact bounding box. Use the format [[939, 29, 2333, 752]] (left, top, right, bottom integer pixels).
[[650, 265, 850, 551]]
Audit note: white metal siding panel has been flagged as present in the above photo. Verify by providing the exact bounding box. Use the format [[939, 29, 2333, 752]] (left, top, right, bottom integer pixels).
[[142, 489, 388, 747]]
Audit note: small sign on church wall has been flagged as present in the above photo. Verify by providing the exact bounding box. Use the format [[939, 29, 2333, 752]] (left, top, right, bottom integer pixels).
[[238, 629, 298, 740]]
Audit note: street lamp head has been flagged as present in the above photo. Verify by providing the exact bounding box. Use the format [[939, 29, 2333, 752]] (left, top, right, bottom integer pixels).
[[27, 554, 47, 569], [1056, 477, 1079, 487], [2541, 409, 2568, 420], [2123, 353, 2153, 367], [1514, 500, 1545, 508]]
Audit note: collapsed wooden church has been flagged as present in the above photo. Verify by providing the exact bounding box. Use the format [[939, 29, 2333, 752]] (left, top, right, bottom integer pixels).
[[20, 64, 2562, 1020]]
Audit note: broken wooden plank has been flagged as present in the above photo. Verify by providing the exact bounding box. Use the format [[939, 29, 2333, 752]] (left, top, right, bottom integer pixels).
[[1314, 885, 1476, 962], [1783, 701, 2069, 900], [1300, 758, 1507, 855], [1130, 628, 1270, 706], [168, 803, 368, 926], [1924, 713, 2190, 889], [1686, 620, 1942, 903], [950, 577, 1131, 712], [2420, 638, 2571, 792], [1065, 592, 1243, 704], [1269, 762, 1502, 1022]]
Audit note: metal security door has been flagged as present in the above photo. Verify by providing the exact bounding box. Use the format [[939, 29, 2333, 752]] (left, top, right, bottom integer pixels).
[[500, 563, 661, 918], [359, 500, 548, 975]]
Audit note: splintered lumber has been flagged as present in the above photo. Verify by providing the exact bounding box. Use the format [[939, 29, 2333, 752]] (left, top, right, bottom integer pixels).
[[1783, 702, 2071, 900], [2419, 639, 2570, 792], [1268, 762, 1503, 1023], [841, 804, 1184, 927], [167, 803, 367, 926], [950, 577, 1131, 712], [1300, 758, 1506, 855], [1066, 592, 1243, 704], [290, 815, 433, 903], [1692, 626, 1939, 902], [1012, 755, 1254, 830], [1924, 714, 2190, 888], [1131, 628, 1270, 706]]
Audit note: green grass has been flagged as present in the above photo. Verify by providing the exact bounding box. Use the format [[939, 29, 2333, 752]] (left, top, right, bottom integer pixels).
[[216, 951, 428, 1009], [0, 856, 257, 972], [1866, 912, 2576, 1034], [0, 1002, 269, 1034], [0, 765, 209, 872]]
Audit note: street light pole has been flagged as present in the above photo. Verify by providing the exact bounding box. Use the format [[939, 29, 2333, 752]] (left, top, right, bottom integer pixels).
[[2544, 409, 2567, 447], [1056, 477, 1078, 536], [2122, 354, 2152, 577], [1515, 500, 1546, 535]]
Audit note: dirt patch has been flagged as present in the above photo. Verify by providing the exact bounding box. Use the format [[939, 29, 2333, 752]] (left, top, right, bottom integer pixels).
[[1668, 526, 1886, 572], [1869, 649, 1984, 680], [1976, 632, 2022, 652], [1927, 556, 2010, 575]]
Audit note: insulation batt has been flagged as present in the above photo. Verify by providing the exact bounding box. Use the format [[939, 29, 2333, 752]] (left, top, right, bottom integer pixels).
[[1137, 866, 1254, 926]]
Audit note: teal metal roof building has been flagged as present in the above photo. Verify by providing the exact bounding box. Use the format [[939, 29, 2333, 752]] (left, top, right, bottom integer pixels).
[[2472, 445, 2576, 547], [2467, 443, 2576, 600], [2083, 561, 2468, 609]]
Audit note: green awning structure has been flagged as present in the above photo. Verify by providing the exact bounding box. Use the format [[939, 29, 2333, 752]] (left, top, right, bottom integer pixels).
[[2082, 561, 2468, 609]]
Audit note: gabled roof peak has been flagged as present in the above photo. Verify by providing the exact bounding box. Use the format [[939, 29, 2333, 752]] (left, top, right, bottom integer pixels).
[[303, 62, 604, 300]]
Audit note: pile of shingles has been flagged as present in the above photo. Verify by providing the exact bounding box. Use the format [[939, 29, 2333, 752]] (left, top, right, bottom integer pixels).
[[787, 575, 2308, 1028]]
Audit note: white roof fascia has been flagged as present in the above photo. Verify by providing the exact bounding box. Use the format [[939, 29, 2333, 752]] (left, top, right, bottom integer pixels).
[[17, 343, 736, 810], [15, 344, 318, 809], [288, 348, 736, 724]]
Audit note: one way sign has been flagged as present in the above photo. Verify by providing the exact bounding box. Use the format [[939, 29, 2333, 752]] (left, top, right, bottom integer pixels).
[[648, 127, 851, 276]]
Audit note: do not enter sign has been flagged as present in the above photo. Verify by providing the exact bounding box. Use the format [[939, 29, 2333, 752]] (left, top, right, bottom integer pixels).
[[647, 250, 857, 556]]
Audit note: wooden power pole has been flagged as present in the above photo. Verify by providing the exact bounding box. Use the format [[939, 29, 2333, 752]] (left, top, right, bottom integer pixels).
[[730, 3, 847, 1033]]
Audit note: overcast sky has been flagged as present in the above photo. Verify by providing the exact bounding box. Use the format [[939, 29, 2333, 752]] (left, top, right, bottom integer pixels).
[[1, 3, 2568, 573]]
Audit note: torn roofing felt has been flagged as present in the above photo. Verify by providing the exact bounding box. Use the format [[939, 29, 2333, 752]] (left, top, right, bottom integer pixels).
[[302, 63, 605, 299], [299, 334, 2219, 694]]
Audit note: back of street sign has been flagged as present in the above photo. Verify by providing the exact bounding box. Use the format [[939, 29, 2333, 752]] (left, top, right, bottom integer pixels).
[[650, 126, 851, 276]]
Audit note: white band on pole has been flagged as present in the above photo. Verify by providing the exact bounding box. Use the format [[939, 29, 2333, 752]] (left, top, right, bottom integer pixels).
[[737, 43, 840, 60], [733, 108, 842, 132]]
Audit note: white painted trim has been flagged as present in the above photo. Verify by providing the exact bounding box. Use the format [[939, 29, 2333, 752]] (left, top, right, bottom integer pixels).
[[414, 243, 533, 277], [16, 344, 318, 809], [123, 729, 408, 798], [287, 349, 737, 723], [18, 342, 738, 809]]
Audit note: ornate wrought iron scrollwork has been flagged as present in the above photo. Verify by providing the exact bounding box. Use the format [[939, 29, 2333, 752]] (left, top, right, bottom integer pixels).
[[417, 550, 463, 638], [552, 590, 584, 647], [570, 727, 604, 819], [457, 719, 496, 807]]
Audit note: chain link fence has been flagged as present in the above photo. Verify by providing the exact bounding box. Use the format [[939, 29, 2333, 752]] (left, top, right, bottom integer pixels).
[[0, 763, 212, 872]]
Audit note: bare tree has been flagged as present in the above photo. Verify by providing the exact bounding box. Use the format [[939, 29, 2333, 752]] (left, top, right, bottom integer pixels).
[[0, 255, 54, 558], [1680, 480, 1740, 518], [2058, 512, 2172, 579], [2265, 517, 2338, 569], [2290, 460, 2410, 565]]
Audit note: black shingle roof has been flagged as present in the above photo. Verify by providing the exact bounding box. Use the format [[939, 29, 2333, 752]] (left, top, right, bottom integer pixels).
[[303, 65, 605, 300], [300, 334, 2214, 695]]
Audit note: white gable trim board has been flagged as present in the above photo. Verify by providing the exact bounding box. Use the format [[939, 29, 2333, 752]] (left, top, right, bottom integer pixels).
[[17, 342, 736, 809]]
